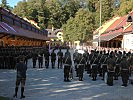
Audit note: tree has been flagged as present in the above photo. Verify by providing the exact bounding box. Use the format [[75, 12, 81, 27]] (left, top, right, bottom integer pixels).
[[0, 0, 12, 10], [13, 1, 28, 17], [1, 0, 7, 8], [95, 0, 114, 27], [63, 8, 95, 43], [114, 0, 133, 16]]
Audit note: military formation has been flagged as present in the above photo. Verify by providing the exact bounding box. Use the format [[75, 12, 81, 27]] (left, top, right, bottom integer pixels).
[[0, 46, 133, 87], [64, 48, 133, 87], [0, 46, 50, 69]]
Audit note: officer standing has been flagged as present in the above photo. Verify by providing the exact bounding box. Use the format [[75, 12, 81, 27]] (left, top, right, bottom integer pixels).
[[120, 56, 130, 87], [51, 50, 56, 69], [32, 51, 38, 68], [38, 53, 43, 68], [91, 54, 98, 81], [107, 55, 116, 86], [13, 56, 27, 99], [63, 52, 72, 82], [44, 49, 50, 68], [57, 48, 63, 69], [77, 53, 86, 81]]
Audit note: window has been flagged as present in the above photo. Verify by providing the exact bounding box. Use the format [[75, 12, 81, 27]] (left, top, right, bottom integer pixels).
[[126, 39, 129, 45], [49, 32, 51, 35], [27, 26, 32, 31], [2, 15, 13, 24], [14, 20, 21, 27], [32, 27, 36, 32], [22, 23, 27, 29]]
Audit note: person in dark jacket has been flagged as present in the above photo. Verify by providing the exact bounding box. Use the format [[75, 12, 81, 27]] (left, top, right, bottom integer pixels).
[[44, 49, 50, 68], [63, 53, 72, 82], [13, 56, 27, 99], [120, 56, 130, 87], [77, 53, 86, 81], [32, 52, 38, 68], [51, 50, 56, 69], [107, 55, 116, 86], [57, 49, 63, 69], [38, 54, 43, 68]]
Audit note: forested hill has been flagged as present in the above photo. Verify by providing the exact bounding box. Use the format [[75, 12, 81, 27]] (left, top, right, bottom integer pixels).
[[1, 0, 133, 42]]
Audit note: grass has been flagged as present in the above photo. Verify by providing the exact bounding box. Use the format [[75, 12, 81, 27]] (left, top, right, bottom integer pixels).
[[0, 96, 10, 100]]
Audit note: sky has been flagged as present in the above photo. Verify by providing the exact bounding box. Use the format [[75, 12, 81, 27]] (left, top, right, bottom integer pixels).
[[0, 0, 22, 7]]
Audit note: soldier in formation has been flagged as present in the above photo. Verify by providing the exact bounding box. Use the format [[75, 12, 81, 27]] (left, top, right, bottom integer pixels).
[[57, 48, 63, 69], [51, 49, 56, 69], [63, 49, 72, 82]]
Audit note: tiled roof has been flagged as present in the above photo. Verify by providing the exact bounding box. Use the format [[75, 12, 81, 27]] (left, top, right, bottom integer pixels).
[[94, 10, 133, 42]]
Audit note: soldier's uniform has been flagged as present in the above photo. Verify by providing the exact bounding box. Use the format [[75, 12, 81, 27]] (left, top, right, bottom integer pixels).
[[32, 52, 38, 68], [120, 57, 130, 87], [77, 53, 86, 81], [91, 56, 98, 81], [107, 55, 116, 86], [38, 54, 43, 68], [44, 49, 50, 68], [114, 55, 121, 80], [63, 55, 72, 82], [73, 50, 78, 64], [128, 55, 133, 76], [51, 50, 56, 69], [57, 49, 63, 69], [101, 55, 108, 80]]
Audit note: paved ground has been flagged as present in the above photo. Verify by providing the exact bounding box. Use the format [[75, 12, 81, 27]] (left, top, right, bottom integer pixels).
[[0, 49, 133, 100]]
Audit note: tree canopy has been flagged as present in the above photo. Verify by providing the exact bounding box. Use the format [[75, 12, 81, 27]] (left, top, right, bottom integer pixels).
[[0, 0, 132, 42]]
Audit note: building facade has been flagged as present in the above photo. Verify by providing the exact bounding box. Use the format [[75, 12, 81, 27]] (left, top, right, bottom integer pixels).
[[93, 10, 133, 50], [0, 7, 48, 47]]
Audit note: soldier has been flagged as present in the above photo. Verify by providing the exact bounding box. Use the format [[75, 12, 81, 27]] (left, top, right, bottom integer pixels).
[[13, 56, 27, 99], [57, 48, 63, 69], [114, 55, 121, 80], [63, 53, 72, 82], [128, 54, 133, 76], [77, 53, 86, 81], [44, 49, 50, 68], [120, 56, 130, 87], [51, 50, 56, 69], [91, 55, 98, 81], [107, 55, 116, 86], [73, 49, 78, 64], [0, 55, 2, 69], [101, 54, 108, 80], [38, 53, 43, 68], [32, 51, 38, 68]]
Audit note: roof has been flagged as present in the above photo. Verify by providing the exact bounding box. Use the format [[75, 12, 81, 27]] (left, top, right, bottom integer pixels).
[[93, 10, 133, 42], [0, 7, 49, 40], [0, 22, 48, 40], [93, 17, 120, 35], [93, 28, 123, 42]]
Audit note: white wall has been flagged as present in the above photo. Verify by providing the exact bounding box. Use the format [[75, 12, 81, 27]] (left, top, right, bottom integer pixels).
[[122, 34, 133, 50], [93, 35, 98, 47]]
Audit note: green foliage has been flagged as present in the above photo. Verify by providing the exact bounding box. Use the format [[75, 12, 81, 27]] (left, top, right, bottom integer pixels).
[[63, 8, 95, 42], [0, 0, 12, 10], [114, 0, 133, 16], [11, 0, 133, 42], [95, 0, 114, 26]]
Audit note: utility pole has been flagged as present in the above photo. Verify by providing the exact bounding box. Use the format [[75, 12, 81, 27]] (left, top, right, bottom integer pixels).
[[99, 0, 102, 51]]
